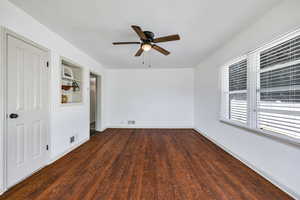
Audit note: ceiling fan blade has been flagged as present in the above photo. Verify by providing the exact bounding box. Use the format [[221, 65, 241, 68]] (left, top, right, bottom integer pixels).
[[135, 48, 144, 57], [113, 42, 140, 45], [152, 45, 170, 56], [131, 25, 147, 40], [153, 34, 180, 43]]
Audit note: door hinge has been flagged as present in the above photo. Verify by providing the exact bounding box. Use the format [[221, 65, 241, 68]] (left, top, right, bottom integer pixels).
[[46, 145, 49, 150], [46, 61, 49, 68]]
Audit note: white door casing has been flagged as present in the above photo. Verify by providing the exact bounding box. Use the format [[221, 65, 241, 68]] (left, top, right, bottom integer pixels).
[[6, 34, 49, 188]]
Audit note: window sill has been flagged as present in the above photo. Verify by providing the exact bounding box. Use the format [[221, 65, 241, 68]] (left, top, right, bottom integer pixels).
[[220, 118, 300, 147]]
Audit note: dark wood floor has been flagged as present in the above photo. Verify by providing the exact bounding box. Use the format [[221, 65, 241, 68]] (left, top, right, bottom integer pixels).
[[0, 129, 292, 200]]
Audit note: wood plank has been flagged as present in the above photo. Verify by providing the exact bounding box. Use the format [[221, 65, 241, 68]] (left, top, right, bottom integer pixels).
[[0, 129, 292, 200]]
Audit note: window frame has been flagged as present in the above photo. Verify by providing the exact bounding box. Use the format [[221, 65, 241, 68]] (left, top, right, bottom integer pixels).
[[220, 29, 300, 145], [221, 56, 248, 126]]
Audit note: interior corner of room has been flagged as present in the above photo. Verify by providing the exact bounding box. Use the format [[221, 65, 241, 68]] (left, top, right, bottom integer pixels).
[[0, 0, 300, 199]]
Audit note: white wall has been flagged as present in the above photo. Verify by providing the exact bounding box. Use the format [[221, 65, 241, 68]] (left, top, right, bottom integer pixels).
[[0, 0, 107, 193], [194, 0, 300, 198], [106, 68, 194, 128]]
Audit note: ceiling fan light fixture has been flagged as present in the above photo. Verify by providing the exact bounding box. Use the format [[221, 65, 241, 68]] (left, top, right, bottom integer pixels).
[[142, 43, 152, 51]]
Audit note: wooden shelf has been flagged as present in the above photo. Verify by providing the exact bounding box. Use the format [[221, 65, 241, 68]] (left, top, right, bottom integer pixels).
[[62, 85, 73, 91]]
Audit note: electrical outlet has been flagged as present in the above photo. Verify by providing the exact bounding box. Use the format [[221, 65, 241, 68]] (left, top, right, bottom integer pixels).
[[128, 120, 135, 125]]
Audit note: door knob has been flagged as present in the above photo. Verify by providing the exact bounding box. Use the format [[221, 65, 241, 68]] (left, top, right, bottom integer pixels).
[[9, 113, 18, 119]]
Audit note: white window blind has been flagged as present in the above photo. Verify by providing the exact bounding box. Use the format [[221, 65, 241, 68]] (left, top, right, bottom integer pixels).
[[258, 35, 300, 138], [228, 59, 247, 124]]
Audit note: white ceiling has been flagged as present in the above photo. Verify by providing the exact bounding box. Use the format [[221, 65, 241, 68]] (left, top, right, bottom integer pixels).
[[9, 0, 281, 68]]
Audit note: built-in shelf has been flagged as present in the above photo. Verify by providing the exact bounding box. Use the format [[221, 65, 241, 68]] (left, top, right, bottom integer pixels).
[[60, 58, 83, 104]]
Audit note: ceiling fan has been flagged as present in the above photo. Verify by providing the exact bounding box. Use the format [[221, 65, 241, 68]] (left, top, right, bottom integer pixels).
[[112, 25, 180, 56]]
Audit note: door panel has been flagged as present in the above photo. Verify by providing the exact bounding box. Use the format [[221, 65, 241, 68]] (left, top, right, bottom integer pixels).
[[16, 124, 25, 165], [7, 35, 49, 188], [32, 120, 41, 158]]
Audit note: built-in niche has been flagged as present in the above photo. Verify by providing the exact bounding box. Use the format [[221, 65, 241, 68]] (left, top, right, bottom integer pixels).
[[60, 58, 83, 104]]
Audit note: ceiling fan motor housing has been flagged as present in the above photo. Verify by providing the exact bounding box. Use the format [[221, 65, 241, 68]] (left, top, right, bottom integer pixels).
[[143, 31, 155, 43]]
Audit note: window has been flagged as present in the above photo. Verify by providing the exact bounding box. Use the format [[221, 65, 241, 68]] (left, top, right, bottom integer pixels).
[[228, 59, 247, 124], [257, 35, 300, 138], [220, 30, 300, 142]]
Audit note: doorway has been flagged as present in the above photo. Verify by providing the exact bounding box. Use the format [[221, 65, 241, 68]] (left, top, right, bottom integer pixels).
[[90, 73, 101, 136], [2, 30, 50, 189]]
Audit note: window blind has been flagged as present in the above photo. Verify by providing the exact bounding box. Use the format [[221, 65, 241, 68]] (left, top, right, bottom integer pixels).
[[260, 35, 300, 69], [229, 59, 247, 123], [258, 35, 300, 138], [229, 60, 247, 91]]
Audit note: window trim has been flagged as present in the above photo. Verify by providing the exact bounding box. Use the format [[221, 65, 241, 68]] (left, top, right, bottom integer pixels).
[[221, 55, 248, 125], [220, 28, 300, 145], [250, 28, 300, 54], [220, 118, 300, 146]]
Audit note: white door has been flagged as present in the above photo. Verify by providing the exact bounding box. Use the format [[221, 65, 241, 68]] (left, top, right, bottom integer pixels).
[[6, 35, 49, 188]]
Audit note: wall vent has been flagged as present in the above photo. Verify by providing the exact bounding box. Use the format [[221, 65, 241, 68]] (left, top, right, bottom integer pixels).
[[70, 136, 75, 143], [128, 120, 135, 125]]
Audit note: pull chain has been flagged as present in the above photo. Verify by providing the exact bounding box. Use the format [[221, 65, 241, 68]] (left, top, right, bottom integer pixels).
[[148, 51, 152, 68], [142, 53, 145, 65]]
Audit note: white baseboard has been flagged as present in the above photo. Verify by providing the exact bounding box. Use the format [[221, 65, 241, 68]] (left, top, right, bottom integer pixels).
[[48, 137, 90, 165], [106, 124, 194, 129], [193, 128, 299, 200], [96, 127, 107, 132]]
